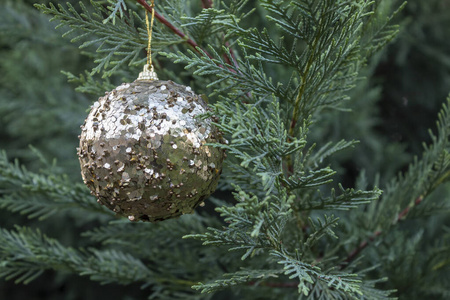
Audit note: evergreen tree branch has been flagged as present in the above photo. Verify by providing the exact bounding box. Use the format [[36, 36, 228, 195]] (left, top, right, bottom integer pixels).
[[0, 150, 112, 220], [342, 96, 450, 267], [0, 226, 83, 284], [62, 70, 116, 96], [343, 195, 425, 267], [272, 249, 363, 297], [0, 226, 205, 294], [36, 0, 215, 78], [164, 47, 287, 99], [82, 214, 218, 258], [377, 97, 450, 225], [0, 226, 156, 286], [187, 184, 374, 297], [181, 5, 242, 73], [35, 1, 148, 77], [103, 0, 128, 25], [295, 185, 382, 211], [288, 31, 319, 139]]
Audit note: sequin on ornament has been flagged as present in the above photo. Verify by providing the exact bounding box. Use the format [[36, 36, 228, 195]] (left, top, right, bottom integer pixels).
[[78, 80, 226, 222]]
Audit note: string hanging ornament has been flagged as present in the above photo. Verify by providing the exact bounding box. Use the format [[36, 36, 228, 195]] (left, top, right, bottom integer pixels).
[[77, 0, 226, 222]]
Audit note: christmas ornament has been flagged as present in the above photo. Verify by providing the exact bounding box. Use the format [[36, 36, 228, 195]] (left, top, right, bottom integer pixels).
[[77, 1, 225, 222]]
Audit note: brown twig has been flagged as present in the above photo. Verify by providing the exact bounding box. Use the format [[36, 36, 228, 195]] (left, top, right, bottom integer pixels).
[[397, 196, 423, 221], [224, 40, 240, 73], [201, 0, 213, 8], [135, 0, 212, 58], [342, 231, 382, 267]]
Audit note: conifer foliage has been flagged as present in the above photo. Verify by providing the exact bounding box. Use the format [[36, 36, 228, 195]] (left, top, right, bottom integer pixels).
[[1, 0, 450, 299]]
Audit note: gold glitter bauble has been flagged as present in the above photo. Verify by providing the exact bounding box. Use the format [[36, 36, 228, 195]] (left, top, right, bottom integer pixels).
[[77, 79, 225, 222]]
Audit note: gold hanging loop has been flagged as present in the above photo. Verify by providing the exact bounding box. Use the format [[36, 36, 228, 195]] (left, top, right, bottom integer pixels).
[[146, 0, 155, 66], [138, 0, 158, 81]]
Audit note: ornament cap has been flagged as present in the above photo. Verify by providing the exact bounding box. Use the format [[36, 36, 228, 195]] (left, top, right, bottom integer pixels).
[[137, 64, 159, 81]]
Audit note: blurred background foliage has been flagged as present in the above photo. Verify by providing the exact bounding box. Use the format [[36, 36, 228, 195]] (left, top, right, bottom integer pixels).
[[0, 0, 449, 299]]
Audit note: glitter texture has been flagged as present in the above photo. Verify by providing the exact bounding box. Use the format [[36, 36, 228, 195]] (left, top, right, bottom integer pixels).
[[78, 80, 226, 222]]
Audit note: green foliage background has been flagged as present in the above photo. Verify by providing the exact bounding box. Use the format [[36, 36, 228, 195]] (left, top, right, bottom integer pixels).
[[0, 0, 449, 299]]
